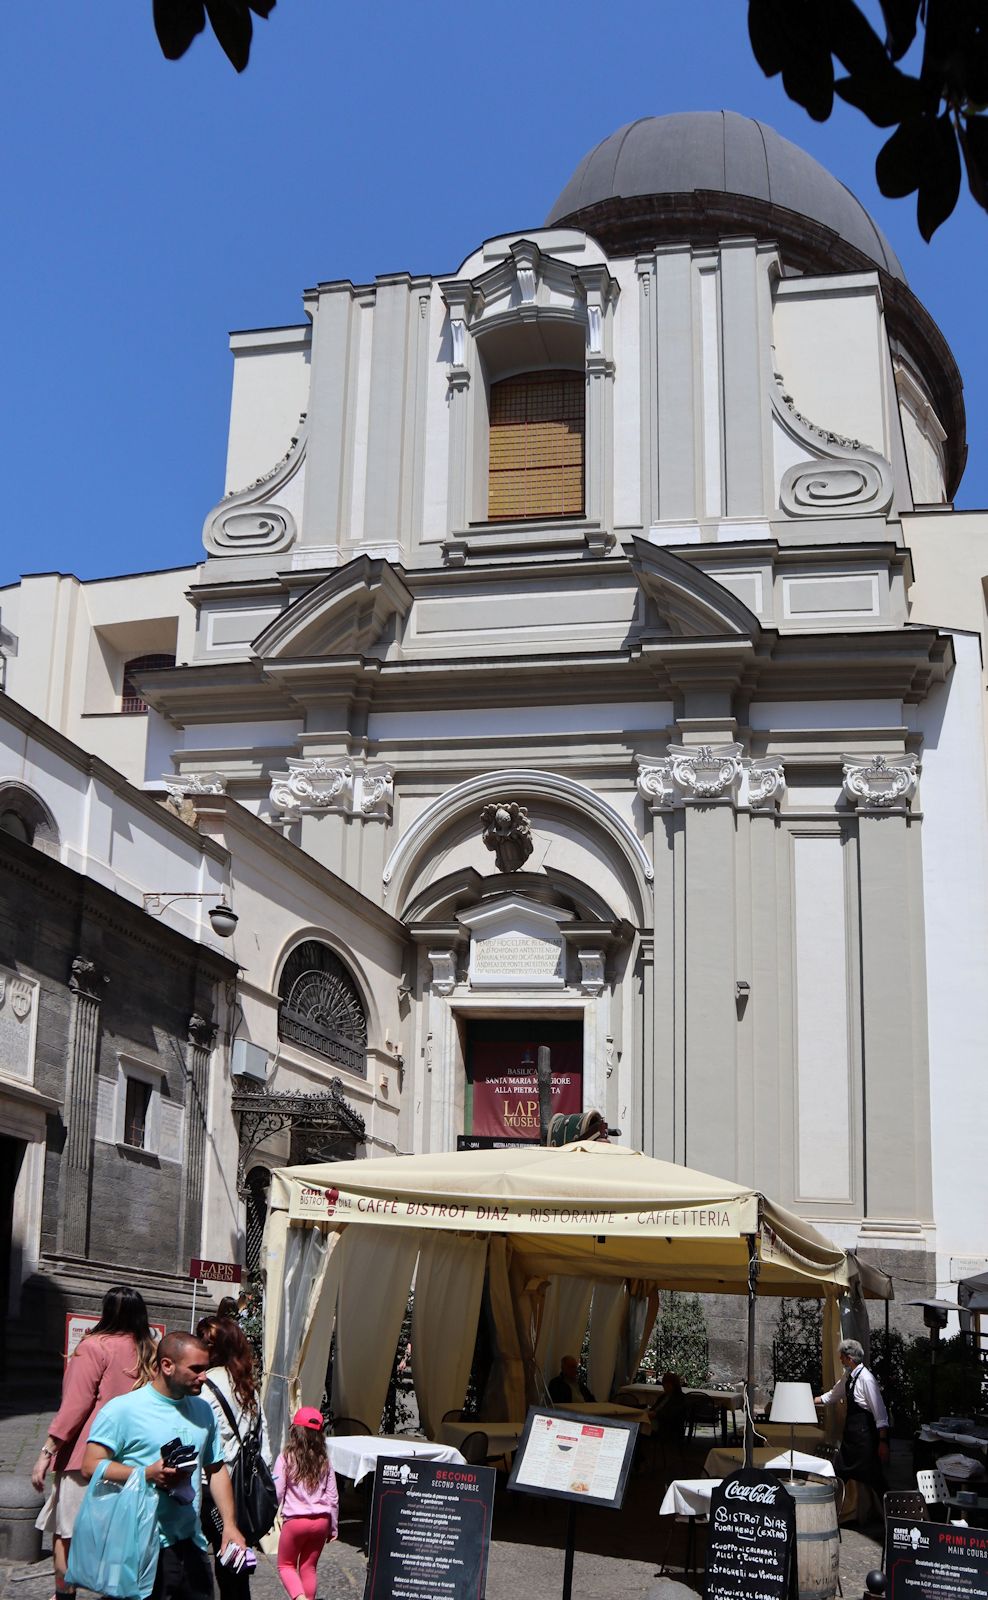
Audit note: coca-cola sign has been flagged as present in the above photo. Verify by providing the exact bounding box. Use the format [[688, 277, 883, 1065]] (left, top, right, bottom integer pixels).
[[705, 1470, 797, 1600]]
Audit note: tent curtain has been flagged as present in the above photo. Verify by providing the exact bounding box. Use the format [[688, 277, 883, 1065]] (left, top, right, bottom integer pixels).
[[482, 1238, 527, 1421], [412, 1234, 488, 1437], [534, 1275, 594, 1388], [292, 1230, 344, 1417], [262, 1220, 332, 1453], [508, 1253, 543, 1408], [588, 1281, 627, 1401], [331, 1224, 420, 1433], [822, 1291, 845, 1446]]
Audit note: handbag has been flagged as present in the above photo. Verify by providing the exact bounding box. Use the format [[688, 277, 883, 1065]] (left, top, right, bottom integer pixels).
[[65, 1459, 159, 1600], [203, 1378, 278, 1547]]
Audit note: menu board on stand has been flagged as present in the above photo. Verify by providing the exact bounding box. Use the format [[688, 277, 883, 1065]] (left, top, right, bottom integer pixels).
[[704, 1471, 798, 1600], [363, 1458, 496, 1600], [886, 1518, 988, 1600], [507, 1407, 639, 1600]]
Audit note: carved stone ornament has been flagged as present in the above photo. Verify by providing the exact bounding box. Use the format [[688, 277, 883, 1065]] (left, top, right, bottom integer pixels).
[[636, 760, 675, 809], [163, 772, 227, 798], [771, 370, 893, 519], [69, 956, 105, 998], [10, 979, 33, 1020], [269, 759, 354, 819], [202, 414, 306, 557], [428, 949, 457, 996], [480, 801, 534, 873], [188, 1012, 218, 1050], [842, 753, 918, 810], [577, 949, 606, 995], [668, 743, 744, 802], [359, 768, 394, 818], [746, 758, 786, 811]]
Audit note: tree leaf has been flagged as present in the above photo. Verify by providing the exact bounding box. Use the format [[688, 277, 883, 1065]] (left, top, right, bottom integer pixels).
[[960, 112, 988, 210], [204, 0, 254, 72], [830, 0, 891, 77], [748, 0, 787, 77], [835, 62, 927, 126], [878, 0, 921, 61], [153, 0, 206, 61], [875, 115, 928, 196], [916, 111, 962, 239]]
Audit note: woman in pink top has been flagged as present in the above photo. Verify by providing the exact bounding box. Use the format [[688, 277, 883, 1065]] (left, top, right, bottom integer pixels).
[[273, 1407, 339, 1600], [31, 1286, 157, 1600]]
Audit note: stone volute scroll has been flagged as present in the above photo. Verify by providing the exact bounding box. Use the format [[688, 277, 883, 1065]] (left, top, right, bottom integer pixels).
[[842, 753, 918, 811], [770, 370, 894, 519], [481, 801, 534, 873], [746, 758, 786, 812], [202, 412, 307, 557], [637, 750, 784, 811]]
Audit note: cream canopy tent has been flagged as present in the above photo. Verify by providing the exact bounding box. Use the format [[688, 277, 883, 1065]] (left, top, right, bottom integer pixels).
[[259, 1140, 885, 1452]]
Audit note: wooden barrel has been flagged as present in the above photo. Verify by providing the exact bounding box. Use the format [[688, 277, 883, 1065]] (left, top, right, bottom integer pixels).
[[788, 1481, 840, 1600]]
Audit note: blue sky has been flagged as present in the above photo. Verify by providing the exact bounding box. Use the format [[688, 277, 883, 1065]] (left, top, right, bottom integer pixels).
[[3, 1, 985, 586]]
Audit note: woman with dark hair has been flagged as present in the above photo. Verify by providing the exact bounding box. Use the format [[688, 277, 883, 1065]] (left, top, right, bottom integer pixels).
[[200, 1316, 271, 1597], [31, 1285, 157, 1600]]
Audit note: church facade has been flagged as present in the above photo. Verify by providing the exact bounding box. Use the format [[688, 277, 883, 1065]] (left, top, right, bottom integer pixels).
[[3, 112, 987, 1316]]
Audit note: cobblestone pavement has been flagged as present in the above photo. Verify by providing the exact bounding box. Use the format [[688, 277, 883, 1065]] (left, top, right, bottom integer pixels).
[[1, 1399, 889, 1600]]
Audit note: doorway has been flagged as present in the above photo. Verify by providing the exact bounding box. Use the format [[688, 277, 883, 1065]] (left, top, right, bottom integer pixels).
[[462, 1017, 583, 1145], [0, 1134, 26, 1377]]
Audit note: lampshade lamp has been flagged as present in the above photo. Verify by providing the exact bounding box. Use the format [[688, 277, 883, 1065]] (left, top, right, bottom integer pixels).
[[769, 1381, 818, 1480]]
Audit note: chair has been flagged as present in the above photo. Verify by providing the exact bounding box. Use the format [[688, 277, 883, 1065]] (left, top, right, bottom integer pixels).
[[332, 1416, 371, 1436], [458, 1430, 489, 1466], [685, 1394, 720, 1439], [918, 1465, 960, 1522], [442, 1408, 464, 1423], [885, 1489, 927, 1522]]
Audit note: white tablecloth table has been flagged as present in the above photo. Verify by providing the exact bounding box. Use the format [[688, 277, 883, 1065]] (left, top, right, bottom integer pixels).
[[556, 1400, 652, 1433], [327, 1435, 466, 1485], [660, 1477, 720, 1518], [764, 1451, 836, 1478], [617, 1382, 664, 1406], [437, 1419, 524, 1456]]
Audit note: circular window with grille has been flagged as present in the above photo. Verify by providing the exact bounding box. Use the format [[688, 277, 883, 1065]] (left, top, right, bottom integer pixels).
[[277, 941, 368, 1076]]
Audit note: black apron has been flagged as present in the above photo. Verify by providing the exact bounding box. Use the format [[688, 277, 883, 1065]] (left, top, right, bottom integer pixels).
[[835, 1367, 885, 1490]]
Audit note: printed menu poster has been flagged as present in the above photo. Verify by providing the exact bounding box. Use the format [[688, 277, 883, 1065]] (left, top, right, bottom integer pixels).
[[886, 1518, 988, 1600], [364, 1458, 496, 1600], [508, 1409, 637, 1509]]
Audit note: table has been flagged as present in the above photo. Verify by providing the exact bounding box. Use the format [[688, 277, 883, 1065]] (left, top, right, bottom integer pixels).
[[326, 1434, 466, 1485], [754, 1423, 827, 1453], [437, 1418, 524, 1458], [703, 1446, 856, 1524], [947, 1493, 988, 1527], [919, 1420, 988, 1451], [556, 1400, 652, 1433], [660, 1477, 719, 1518], [617, 1382, 664, 1406]]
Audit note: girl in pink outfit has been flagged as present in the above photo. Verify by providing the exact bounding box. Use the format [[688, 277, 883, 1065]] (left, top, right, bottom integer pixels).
[[273, 1408, 338, 1600]]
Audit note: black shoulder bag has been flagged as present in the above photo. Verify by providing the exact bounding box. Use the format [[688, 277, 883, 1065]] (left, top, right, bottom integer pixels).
[[202, 1378, 279, 1548]]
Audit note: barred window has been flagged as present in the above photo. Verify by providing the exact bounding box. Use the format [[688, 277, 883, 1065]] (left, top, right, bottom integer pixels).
[[121, 654, 175, 715], [277, 941, 368, 1076], [488, 371, 585, 521]]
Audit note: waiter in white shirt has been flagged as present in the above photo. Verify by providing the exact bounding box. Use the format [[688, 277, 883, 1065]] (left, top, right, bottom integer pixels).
[[815, 1336, 890, 1490]]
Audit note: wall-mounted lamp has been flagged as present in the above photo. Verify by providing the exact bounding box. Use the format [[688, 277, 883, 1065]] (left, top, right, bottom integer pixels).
[[142, 892, 239, 939]]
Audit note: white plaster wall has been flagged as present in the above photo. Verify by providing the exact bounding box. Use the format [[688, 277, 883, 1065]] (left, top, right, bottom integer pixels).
[[773, 277, 887, 455], [368, 701, 672, 743], [420, 286, 450, 546], [907, 631, 988, 1293], [225, 327, 311, 495], [749, 699, 903, 731]]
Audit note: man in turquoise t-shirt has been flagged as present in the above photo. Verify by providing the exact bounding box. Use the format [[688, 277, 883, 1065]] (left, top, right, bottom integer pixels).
[[84, 1330, 246, 1600]]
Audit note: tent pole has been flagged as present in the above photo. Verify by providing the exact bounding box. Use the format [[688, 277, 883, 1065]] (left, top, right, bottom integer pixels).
[[745, 1233, 760, 1469]]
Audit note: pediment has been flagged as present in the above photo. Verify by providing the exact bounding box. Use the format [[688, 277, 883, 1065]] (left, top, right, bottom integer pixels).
[[628, 539, 761, 638], [252, 556, 412, 660]]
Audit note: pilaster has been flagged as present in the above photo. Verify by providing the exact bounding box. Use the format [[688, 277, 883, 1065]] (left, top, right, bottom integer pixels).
[[300, 286, 358, 551], [182, 1013, 217, 1263], [720, 239, 767, 518], [59, 955, 105, 1256]]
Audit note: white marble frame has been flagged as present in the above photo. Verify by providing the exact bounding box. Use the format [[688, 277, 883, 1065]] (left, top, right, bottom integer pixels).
[[422, 990, 612, 1156]]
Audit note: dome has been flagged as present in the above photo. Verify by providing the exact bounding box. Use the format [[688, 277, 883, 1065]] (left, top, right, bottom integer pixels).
[[546, 111, 906, 282]]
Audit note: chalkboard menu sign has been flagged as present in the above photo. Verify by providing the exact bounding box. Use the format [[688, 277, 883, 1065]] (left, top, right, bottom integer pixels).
[[507, 1408, 638, 1510], [363, 1457, 496, 1600], [886, 1518, 988, 1600], [705, 1470, 797, 1600]]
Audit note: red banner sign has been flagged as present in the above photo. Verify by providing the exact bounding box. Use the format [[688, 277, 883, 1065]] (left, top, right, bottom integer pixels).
[[189, 1258, 243, 1284], [470, 1039, 582, 1140]]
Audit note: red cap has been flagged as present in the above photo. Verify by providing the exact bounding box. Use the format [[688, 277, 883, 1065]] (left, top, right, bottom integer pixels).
[[292, 1406, 325, 1432]]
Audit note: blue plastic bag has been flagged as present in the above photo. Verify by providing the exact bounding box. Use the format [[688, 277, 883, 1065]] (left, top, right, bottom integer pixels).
[[65, 1458, 160, 1599]]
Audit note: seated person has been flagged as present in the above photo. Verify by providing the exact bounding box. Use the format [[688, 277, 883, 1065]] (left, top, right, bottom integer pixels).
[[549, 1355, 595, 1405], [649, 1371, 687, 1441]]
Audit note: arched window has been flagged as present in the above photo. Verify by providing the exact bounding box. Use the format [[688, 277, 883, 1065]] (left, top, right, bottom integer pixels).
[[277, 941, 368, 1076], [121, 654, 175, 715], [488, 370, 585, 521], [0, 785, 59, 855]]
